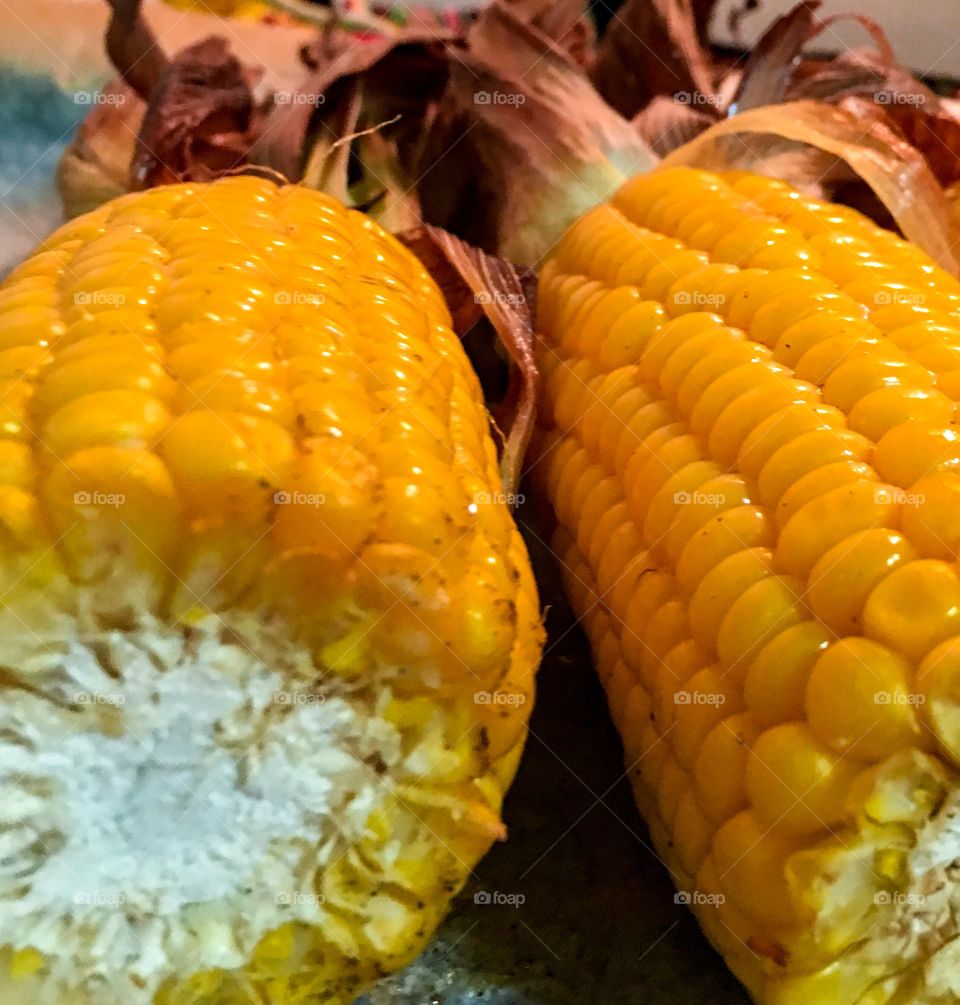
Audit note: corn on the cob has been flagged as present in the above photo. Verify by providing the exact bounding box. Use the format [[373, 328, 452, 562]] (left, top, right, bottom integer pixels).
[[0, 175, 542, 1005], [534, 165, 960, 1005]]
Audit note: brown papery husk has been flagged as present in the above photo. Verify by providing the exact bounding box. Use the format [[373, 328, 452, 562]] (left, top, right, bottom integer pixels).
[[727, 3, 960, 191], [399, 227, 538, 498], [56, 0, 311, 213], [131, 35, 261, 190], [250, 26, 455, 185], [446, 1, 657, 266], [447, 0, 959, 275], [592, 0, 722, 118], [663, 99, 960, 274], [607, 0, 960, 205], [57, 79, 142, 219]]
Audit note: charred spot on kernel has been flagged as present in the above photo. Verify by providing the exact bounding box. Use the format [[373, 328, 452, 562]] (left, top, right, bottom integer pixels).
[[748, 937, 789, 968]]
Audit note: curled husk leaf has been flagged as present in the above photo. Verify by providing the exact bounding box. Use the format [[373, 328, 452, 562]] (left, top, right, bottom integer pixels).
[[663, 99, 960, 273], [448, 2, 656, 264], [592, 0, 721, 118], [56, 80, 142, 219], [131, 36, 261, 189], [632, 94, 716, 156], [399, 226, 538, 497], [56, 0, 312, 216], [726, 0, 823, 114], [717, 3, 960, 193], [251, 26, 454, 185], [619, 0, 960, 200], [451, 1, 959, 274]]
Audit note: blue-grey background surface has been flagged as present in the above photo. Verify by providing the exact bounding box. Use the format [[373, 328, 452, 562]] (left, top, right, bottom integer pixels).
[[0, 70, 87, 272], [1, 66, 749, 1005]]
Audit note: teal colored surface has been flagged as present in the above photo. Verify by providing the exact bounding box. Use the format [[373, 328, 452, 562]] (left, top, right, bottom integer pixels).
[[0, 68, 88, 271], [0, 70, 748, 1004]]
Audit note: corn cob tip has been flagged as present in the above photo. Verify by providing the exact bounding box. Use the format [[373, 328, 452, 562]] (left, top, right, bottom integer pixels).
[[0, 610, 450, 1003]]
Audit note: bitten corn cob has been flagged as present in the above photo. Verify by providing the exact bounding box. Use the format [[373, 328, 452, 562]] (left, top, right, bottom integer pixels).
[[534, 165, 960, 1005], [0, 176, 542, 1005]]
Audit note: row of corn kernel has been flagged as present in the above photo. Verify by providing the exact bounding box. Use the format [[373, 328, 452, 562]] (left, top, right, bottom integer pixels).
[[534, 210, 960, 972]]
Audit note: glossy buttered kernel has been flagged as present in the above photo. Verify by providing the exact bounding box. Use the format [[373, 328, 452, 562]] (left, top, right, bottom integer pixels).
[[0, 178, 549, 1005], [537, 165, 960, 983], [2, 177, 540, 693]]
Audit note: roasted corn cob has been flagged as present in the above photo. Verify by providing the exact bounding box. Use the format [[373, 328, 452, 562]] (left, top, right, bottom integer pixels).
[[0, 175, 542, 1005], [534, 165, 960, 1005]]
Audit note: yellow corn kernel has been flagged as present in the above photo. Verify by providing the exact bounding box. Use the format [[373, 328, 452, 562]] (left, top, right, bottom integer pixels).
[[538, 164, 960, 1004], [862, 559, 960, 662], [693, 713, 759, 824], [746, 723, 861, 835], [0, 177, 543, 1005], [806, 528, 916, 634], [806, 637, 925, 759]]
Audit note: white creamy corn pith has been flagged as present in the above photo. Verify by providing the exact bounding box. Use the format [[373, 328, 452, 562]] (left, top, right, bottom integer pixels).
[[0, 176, 543, 1003], [0, 613, 400, 1002]]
